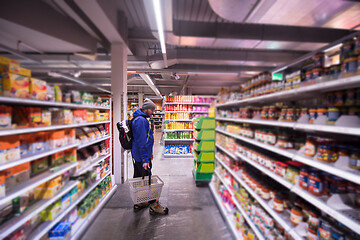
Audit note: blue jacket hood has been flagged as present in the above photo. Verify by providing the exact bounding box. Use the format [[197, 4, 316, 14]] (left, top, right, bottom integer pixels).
[[133, 108, 148, 118]]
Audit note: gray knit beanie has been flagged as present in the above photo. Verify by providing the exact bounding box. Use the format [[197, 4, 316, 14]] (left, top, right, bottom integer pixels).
[[142, 98, 155, 110]]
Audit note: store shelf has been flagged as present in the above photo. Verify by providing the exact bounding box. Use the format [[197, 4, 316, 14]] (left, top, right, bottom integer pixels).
[[165, 119, 193, 122], [214, 171, 265, 240], [215, 143, 238, 161], [234, 153, 293, 189], [292, 186, 360, 235], [0, 143, 79, 171], [0, 181, 78, 239], [215, 128, 296, 159], [209, 183, 244, 240], [0, 162, 78, 206], [216, 75, 360, 108], [28, 171, 111, 240], [165, 111, 208, 113], [164, 102, 211, 106], [0, 121, 110, 137], [216, 158, 303, 240], [164, 153, 193, 158], [293, 153, 360, 186], [78, 135, 110, 149], [163, 129, 194, 132], [164, 138, 194, 142], [75, 153, 111, 176], [0, 96, 110, 110], [216, 117, 295, 128], [216, 117, 360, 137], [71, 185, 117, 240]]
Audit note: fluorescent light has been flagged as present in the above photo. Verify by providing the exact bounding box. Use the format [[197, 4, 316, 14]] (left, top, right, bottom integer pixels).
[[323, 43, 343, 53], [272, 66, 287, 74], [187, 72, 238, 75], [145, 74, 155, 86], [127, 70, 136, 73], [153, 0, 166, 54]]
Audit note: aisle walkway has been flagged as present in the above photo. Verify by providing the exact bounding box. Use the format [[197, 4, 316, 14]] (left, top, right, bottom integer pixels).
[[81, 132, 232, 240]]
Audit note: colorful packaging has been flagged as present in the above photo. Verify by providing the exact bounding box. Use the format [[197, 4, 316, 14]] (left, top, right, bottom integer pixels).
[[2, 73, 30, 98], [86, 110, 95, 122], [3, 162, 30, 191], [73, 109, 87, 123], [51, 151, 65, 167], [42, 109, 51, 126], [64, 128, 76, 145], [64, 148, 76, 162], [0, 56, 19, 67], [0, 106, 12, 129], [29, 132, 48, 154], [48, 130, 65, 149], [28, 107, 42, 126], [41, 201, 61, 220], [0, 59, 31, 76], [0, 172, 5, 197], [54, 85, 62, 102], [19, 134, 32, 157], [31, 157, 49, 176], [71, 90, 81, 104], [0, 135, 20, 163], [30, 78, 47, 100], [51, 109, 73, 125]]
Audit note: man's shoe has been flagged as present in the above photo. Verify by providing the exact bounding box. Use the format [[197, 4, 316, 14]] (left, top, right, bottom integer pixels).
[[134, 202, 150, 211], [149, 200, 169, 215]]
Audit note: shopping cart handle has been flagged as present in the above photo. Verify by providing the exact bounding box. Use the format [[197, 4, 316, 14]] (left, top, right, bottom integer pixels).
[[141, 166, 152, 186]]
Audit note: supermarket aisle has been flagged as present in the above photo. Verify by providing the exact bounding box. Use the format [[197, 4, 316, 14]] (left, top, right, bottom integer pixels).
[[81, 132, 232, 240]]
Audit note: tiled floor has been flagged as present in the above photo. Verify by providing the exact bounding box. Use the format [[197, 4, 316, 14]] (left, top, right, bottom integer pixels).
[[81, 132, 232, 240]]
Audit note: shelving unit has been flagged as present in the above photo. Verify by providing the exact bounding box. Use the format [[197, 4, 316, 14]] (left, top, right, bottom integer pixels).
[[28, 171, 112, 240], [214, 171, 265, 240], [153, 110, 164, 129], [0, 60, 115, 239], [216, 128, 360, 185], [209, 183, 244, 240], [217, 75, 360, 107], [216, 117, 360, 137]]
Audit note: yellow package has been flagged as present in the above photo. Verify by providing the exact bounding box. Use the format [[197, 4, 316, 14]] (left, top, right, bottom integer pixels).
[[36, 175, 62, 188], [2, 73, 30, 98], [0, 56, 19, 66], [0, 62, 31, 77], [35, 185, 60, 199], [30, 78, 47, 100]]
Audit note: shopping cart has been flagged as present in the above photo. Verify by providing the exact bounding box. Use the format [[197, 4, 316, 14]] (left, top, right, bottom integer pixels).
[[128, 169, 164, 204]]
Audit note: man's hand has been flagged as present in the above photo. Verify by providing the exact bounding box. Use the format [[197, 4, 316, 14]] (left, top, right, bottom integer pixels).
[[143, 162, 150, 169]]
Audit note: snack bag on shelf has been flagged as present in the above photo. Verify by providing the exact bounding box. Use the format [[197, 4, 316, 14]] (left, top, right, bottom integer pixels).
[[1, 73, 30, 98], [30, 78, 47, 100]]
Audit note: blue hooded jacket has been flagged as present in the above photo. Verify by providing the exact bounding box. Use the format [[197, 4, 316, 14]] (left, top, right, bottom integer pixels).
[[131, 109, 154, 163]]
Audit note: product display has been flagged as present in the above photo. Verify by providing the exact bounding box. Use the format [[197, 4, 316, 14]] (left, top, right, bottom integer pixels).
[[0, 56, 114, 240]]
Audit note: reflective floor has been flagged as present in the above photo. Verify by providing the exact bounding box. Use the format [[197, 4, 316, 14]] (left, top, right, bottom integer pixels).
[[81, 132, 232, 240]]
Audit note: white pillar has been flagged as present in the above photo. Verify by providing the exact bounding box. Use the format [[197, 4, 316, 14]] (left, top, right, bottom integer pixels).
[[111, 42, 127, 184], [138, 93, 144, 108]]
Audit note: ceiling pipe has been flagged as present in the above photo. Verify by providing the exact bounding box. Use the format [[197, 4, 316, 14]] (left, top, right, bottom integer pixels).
[[48, 71, 111, 93]]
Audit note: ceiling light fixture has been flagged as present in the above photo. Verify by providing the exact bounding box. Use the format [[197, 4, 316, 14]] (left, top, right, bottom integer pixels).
[[152, 0, 168, 67], [139, 73, 162, 98], [272, 66, 287, 74]]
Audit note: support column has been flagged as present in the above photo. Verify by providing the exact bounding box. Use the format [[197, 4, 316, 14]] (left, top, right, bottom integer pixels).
[[138, 93, 144, 108], [111, 42, 127, 184]]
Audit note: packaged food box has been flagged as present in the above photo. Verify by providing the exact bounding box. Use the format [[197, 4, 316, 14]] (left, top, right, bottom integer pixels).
[[29, 132, 48, 154], [64, 128, 76, 145], [2, 73, 30, 98], [49, 130, 65, 149], [28, 107, 42, 126], [76, 128, 88, 144], [12, 194, 32, 214], [73, 109, 87, 123], [71, 90, 81, 104], [86, 110, 95, 122], [19, 134, 32, 157], [0, 172, 5, 197], [0, 106, 12, 129], [61, 193, 70, 209], [51, 109, 73, 125], [30, 78, 47, 100], [41, 201, 61, 221], [80, 92, 94, 105], [54, 85, 62, 102], [0, 135, 20, 163], [0, 56, 20, 66], [31, 157, 49, 176], [51, 151, 65, 167], [42, 109, 51, 126], [0, 60, 31, 77], [49, 222, 72, 240], [3, 162, 30, 191], [35, 185, 60, 199], [64, 148, 76, 162], [37, 175, 62, 189], [82, 127, 96, 140], [91, 127, 101, 138]]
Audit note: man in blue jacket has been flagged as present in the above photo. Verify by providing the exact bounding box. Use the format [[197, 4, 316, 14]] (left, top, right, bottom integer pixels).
[[131, 98, 169, 215]]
